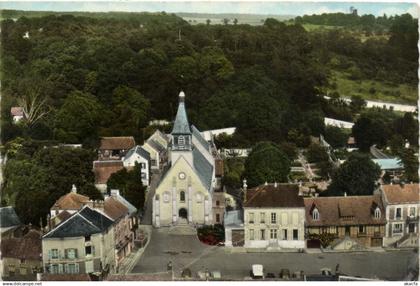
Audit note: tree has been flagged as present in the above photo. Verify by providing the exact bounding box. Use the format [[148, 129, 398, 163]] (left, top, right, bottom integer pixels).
[[17, 88, 50, 127], [306, 144, 329, 163], [325, 152, 381, 196], [350, 95, 366, 113], [398, 148, 419, 183], [393, 113, 418, 146], [244, 142, 291, 187], [324, 126, 348, 149], [223, 18, 230, 25], [352, 113, 389, 151], [54, 91, 104, 145], [206, 19, 211, 26], [107, 163, 146, 210], [233, 18, 238, 25]]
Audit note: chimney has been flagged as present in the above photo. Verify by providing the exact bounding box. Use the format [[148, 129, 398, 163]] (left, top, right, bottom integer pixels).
[[71, 184, 77, 193], [93, 200, 105, 211], [274, 182, 278, 188], [242, 179, 247, 191], [264, 181, 268, 186], [344, 192, 347, 197]]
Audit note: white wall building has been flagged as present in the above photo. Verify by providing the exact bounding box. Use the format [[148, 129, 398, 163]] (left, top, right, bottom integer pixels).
[[123, 145, 151, 186]]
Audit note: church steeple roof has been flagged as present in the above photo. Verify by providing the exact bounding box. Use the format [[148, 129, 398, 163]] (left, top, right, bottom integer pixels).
[[172, 91, 191, 135]]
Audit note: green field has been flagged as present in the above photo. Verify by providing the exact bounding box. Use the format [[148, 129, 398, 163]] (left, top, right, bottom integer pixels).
[[328, 70, 418, 105]]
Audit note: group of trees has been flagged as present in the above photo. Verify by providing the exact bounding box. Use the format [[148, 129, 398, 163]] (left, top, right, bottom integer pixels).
[[2, 139, 102, 225]]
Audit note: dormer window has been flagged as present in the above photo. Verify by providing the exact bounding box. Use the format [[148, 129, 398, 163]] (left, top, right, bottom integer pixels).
[[374, 207, 381, 219], [312, 208, 319, 221]]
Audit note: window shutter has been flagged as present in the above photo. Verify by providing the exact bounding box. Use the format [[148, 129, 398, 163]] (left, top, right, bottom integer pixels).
[[48, 250, 52, 259], [75, 263, 79, 274], [64, 249, 68, 259], [75, 249, 78, 259], [92, 246, 95, 256], [58, 264, 63, 274], [64, 264, 69, 274]]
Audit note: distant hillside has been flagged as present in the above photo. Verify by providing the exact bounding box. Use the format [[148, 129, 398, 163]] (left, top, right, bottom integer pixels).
[[176, 12, 295, 25]]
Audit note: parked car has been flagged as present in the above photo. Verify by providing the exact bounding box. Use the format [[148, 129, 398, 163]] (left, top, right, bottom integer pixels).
[[250, 264, 264, 279], [266, 272, 276, 279], [279, 268, 290, 280]]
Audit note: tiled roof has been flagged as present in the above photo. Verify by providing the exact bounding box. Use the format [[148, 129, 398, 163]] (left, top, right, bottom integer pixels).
[[0, 206, 21, 228], [104, 197, 129, 220], [52, 192, 89, 210], [146, 139, 166, 153], [193, 147, 213, 190], [125, 145, 151, 161], [171, 92, 191, 135], [43, 206, 113, 238], [10, 106, 24, 116], [304, 195, 386, 227], [191, 125, 210, 150], [93, 160, 124, 184], [51, 211, 72, 228], [244, 184, 304, 208], [99, 136, 135, 150], [382, 183, 420, 204], [110, 190, 137, 215], [1, 235, 42, 260]]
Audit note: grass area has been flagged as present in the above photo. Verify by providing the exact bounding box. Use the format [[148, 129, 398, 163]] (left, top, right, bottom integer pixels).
[[328, 70, 418, 105]]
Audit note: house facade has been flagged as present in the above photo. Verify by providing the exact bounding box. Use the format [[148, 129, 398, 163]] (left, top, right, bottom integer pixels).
[[142, 137, 166, 170], [123, 145, 151, 186], [153, 92, 215, 227], [381, 183, 420, 247], [304, 195, 386, 249], [42, 206, 116, 276], [243, 184, 306, 249]]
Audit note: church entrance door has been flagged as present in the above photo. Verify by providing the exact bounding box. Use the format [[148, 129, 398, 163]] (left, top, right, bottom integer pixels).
[[179, 208, 188, 219]]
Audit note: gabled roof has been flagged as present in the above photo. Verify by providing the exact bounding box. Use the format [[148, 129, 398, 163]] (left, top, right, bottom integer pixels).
[[171, 91, 191, 135], [304, 195, 386, 227], [93, 160, 124, 184], [52, 192, 90, 210], [43, 206, 113, 238], [244, 184, 304, 208], [0, 206, 21, 228], [151, 129, 170, 143], [191, 125, 210, 150], [99, 136, 135, 150], [125, 145, 151, 161], [104, 197, 129, 220], [110, 190, 137, 215], [145, 139, 166, 153], [382, 183, 419, 204], [193, 147, 213, 190]]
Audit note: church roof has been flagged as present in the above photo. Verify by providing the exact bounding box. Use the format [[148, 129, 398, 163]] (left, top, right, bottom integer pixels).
[[191, 125, 210, 150], [171, 92, 191, 135], [193, 147, 213, 190], [0, 206, 21, 228]]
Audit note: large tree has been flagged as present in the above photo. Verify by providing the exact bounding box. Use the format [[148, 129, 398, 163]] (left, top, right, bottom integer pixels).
[[325, 152, 381, 196], [244, 142, 291, 187]]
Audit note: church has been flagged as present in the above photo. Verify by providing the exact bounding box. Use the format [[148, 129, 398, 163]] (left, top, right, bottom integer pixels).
[[152, 91, 217, 227]]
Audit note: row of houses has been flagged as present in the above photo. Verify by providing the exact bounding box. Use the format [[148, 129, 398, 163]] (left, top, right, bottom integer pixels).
[[1, 186, 141, 280], [225, 183, 419, 250]]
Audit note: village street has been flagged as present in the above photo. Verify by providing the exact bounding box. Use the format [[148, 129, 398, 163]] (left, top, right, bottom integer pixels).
[[130, 227, 418, 281]]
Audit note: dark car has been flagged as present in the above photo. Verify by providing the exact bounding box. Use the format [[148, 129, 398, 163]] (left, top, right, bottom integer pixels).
[[266, 273, 276, 279], [279, 268, 290, 280]]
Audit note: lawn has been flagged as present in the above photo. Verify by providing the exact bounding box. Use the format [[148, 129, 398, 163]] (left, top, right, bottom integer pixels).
[[328, 70, 418, 105]]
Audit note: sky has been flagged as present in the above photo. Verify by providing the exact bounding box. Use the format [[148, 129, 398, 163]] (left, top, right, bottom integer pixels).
[[0, 1, 418, 17]]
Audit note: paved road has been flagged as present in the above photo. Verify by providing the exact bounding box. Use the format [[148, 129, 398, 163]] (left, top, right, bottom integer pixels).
[[131, 228, 417, 281], [141, 170, 164, 225], [370, 145, 390, 159]]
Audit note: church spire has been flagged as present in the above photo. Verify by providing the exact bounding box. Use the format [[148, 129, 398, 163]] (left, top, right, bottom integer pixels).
[[172, 91, 191, 135]]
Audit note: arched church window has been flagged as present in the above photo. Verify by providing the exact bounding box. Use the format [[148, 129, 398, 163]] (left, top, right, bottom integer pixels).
[[180, 191, 185, 202], [312, 208, 319, 221]]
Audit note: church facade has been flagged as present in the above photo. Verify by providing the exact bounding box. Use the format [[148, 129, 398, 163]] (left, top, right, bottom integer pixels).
[[152, 91, 216, 227]]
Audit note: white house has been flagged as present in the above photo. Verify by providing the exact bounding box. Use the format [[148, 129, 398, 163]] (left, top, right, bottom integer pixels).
[[123, 145, 151, 186], [243, 183, 306, 249], [381, 183, 420, 248]]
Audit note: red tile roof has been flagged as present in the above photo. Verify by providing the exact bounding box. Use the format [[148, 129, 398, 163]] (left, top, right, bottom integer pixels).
[[1, 235, 42, 260], [104, 197, 129, 220], [52, 192, 90, 210], [382, 183, 420, 204], [93, 160, 124, 184], [304, 195, 386, 227], [244, 184, 304, 208], [100, 137, 135, 150]]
